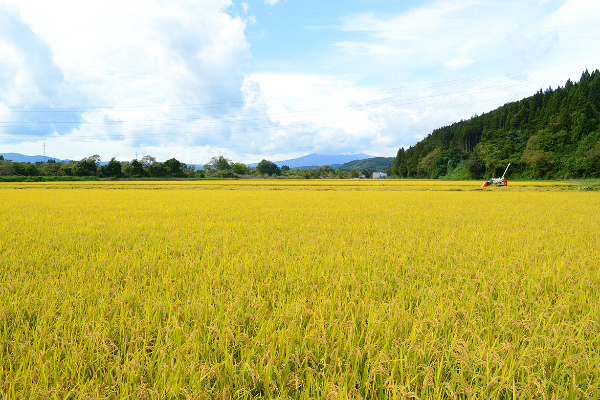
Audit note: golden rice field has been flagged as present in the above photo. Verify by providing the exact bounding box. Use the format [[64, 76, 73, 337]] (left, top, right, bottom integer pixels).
[[0, 180, 599, 399]]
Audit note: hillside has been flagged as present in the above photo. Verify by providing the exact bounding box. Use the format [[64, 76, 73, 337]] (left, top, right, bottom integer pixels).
[[336, 157, 395, 172], [391, 69, 600, 179]]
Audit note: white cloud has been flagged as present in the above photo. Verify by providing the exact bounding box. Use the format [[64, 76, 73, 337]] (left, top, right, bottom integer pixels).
[[333, 0, 600, 80], [334, 1, 525, 73], [242, 72, 380, 156], [0, 0, 251, 159], [444, 56, 474, 71], [264, 0, 280, 5], [2, 0, 600, 163]]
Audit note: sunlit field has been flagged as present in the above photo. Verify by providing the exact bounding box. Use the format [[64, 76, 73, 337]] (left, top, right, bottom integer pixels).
[[1, 180, 599, 399]]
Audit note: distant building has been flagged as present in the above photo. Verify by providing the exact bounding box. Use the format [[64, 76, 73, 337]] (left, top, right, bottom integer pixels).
[[372, 172, 387, 179]]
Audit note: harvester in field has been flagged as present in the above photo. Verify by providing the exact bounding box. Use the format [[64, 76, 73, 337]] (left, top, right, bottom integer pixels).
[[481, 163, 511, 187]]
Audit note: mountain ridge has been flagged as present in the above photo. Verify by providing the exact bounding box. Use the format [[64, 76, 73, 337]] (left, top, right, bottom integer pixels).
[[248, 153, 376, 168], [336, 157, 395, 172], [0, 153, 69, 163]]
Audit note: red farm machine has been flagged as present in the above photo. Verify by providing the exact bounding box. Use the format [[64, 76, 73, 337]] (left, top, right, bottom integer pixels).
[[481, 163, 511, 187]]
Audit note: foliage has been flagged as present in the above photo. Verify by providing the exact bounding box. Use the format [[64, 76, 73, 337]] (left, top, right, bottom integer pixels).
[[213, 170, 235, 178], [0, 154, 208, 180], [204, 155, 232, 172], [74, 155, 100, 176], [0, 160, 16, 176], [100, 158, 123, 178], [392, 69, 600, 179], [125, 159, 144, 177], [256, 159, 281, 176], [361, 168, 373, 178], [337, 157, 395, 172], [164, 158, 184, 177], [232, 162, 249, 175], [12, 162, 40, 176], [0, 175, 101, 182]]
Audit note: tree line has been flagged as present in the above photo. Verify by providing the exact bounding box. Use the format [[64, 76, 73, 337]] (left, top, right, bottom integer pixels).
[[391, 69, 600, 179], [0, 155, 194, 179], [0, 154, 387, 180]]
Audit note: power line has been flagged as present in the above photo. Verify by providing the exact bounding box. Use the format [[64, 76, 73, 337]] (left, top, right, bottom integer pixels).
[[1, 60, 597, 142], [0, 92, 530, 141], [1, 57, 597, 114], [0, 76, 554, 126]]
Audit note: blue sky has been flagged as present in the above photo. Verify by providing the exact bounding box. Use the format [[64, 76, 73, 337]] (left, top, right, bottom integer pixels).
[[1, 0, 599, 164]]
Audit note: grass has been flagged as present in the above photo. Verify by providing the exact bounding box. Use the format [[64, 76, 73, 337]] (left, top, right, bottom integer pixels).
[[1, 180, 599, 399]]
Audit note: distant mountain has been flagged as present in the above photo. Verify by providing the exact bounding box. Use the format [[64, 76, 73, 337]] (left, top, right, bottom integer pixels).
[[0, 153, 69, 163], [248, 153, 375, 168], [290, 164, 342, 171], [336, 157, 395, 172]]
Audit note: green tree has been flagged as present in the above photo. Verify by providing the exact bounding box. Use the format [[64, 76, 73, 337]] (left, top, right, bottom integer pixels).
[[585, 140, 600, 176], [204, 156, 232, 172], [0, 160, 15, 176], [148, 163, 165, 177], [126, 159, 144, 177], [13, 163, 39, 176], [256, 159, 280, 176], [74, 155, 100, 176], [391, 148, 405, 176], [101, 158, 122, 177], [521, 135, 553, 179], [217, 157, 231, 171], [466, 152, 486, 179], [60, 162, 75, 176], [41, 164, 61, 176], [164, 158, 184, 177], [349, 169, 359, 178], [318, 165, 335, 177], [141, 155, 156, 171], [232, 162, 249, 175]]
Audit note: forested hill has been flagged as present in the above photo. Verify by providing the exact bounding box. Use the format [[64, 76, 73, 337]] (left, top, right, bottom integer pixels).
[[336, 157, 395, 172], [391, 69, 600, 179]]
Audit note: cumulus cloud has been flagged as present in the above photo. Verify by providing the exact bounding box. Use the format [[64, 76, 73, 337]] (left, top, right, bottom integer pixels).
[[0, 0, 251, 160], [334, 1, 524, 74], [0, 4, 82, 141], [242, 72, 380, 156], [2, 0, 600, 163]]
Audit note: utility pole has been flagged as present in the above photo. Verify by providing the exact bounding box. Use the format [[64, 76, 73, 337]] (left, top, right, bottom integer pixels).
[[43, 142, 47, 163]]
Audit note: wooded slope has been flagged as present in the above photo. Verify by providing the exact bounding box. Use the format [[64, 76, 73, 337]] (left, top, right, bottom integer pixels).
[[391, 69, 600, 179], [336, 157, 395, 172]]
